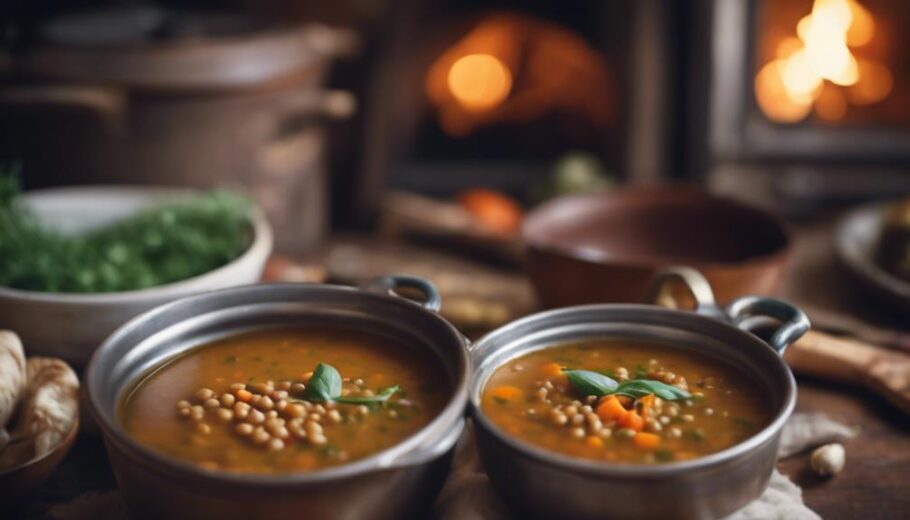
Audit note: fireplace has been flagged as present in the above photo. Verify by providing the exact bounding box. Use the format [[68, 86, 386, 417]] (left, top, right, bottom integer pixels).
[[352, 0, 648, 214], [706, 0, 910, 211]]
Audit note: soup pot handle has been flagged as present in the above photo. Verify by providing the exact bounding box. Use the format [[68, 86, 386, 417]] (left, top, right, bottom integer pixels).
[[362, 274, 442, 312], [649, 267, 810, 354], [726, 296, 811, 354], [647, 267, 727, 320]]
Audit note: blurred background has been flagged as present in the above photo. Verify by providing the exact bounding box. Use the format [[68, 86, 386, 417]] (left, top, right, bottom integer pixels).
[[3, 4, 910, 517], [3, 0, 909, 253]]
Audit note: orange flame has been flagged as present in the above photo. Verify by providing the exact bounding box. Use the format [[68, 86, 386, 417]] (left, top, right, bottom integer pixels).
[[447, 54, 513, 111], [755, 0, 891, 123]]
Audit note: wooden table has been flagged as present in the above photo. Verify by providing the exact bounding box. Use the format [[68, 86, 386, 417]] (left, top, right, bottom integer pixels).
[[780, 378, 910, 519], [5, 223, 910, 519]]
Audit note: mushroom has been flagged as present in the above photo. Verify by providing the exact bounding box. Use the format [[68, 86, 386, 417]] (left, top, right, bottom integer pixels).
[[0, 357, 79, 469], [0, 331, 27, 449]]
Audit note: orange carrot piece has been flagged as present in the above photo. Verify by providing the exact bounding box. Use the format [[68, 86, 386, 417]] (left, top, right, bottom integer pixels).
[[596, 396, 628, 422], [619, 411, 645, 431], [490, 385, 523, 402], [236, 389, 253, 403], [540, 362, 567, 385], [633, 432, 661, 449], [541, 362, 563, 378]]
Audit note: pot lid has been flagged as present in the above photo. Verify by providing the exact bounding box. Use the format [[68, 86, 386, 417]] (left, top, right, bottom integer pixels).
[[11, 6, 352, 90]]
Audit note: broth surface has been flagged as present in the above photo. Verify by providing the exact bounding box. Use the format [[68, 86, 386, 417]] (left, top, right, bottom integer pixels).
[[481, 340, 771, 464], [120, 327, 449, 473]]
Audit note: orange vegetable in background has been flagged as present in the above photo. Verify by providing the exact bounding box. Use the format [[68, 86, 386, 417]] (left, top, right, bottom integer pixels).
[[458, 189, 523, 235]]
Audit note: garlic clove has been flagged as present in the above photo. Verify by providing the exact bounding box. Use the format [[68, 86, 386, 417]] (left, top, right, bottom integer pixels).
[[809, 443, 846, 477]]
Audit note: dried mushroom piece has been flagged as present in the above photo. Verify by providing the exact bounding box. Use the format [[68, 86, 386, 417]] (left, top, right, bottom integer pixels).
[[0, 331, 27, 448], [0, 357, 79, 469]]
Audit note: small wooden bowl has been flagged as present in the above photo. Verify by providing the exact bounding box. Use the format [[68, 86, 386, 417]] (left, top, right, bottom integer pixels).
[[0, 418, 79, 506], [523, 185, 791, 307]]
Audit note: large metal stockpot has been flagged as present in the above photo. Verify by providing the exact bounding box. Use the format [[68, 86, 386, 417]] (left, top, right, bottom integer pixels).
[[86, 276, 468, 520], [469, 268, 810, 520]]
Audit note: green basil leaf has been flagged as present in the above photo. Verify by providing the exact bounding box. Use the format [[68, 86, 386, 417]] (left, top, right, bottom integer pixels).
[[305, 362, 342, 402], [335, 385, 401, 404], [564, 369, 619, 397], [611, 379, 690, 401]]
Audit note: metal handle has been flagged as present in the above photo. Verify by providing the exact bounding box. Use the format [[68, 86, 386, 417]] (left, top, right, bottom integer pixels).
[[646, 266, 726, 320], [726, 296, 811, 354], [362, 274, 442, 312], [648, 266, 810, 354]]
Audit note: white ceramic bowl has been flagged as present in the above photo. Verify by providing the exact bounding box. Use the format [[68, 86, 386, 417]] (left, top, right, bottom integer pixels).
[[0, 186, 273, 365]]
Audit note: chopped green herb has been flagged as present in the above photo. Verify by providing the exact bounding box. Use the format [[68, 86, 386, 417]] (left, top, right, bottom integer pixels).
[[0, 173, 253, 293], [655, 449, 675, 462], [683, 429, 706, 442], [731, 417, 755, 429]]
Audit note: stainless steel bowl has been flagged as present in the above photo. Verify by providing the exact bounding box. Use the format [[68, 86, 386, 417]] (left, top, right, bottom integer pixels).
[[86, 276, 469, 520], [469, 268, 810, 520]]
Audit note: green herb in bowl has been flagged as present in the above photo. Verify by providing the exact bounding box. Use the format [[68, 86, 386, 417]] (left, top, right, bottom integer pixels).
[[0, 176, 253, 293]]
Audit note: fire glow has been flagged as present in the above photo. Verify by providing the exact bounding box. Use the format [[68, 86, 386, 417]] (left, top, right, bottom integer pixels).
[[425, 13, 612, 137], [755, 0, 892, 123], [446, 53, 513, 111]]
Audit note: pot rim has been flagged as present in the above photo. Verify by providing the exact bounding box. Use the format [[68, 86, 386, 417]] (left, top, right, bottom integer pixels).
[[86, 282, 470, 486], [469, 303, 796, 478]]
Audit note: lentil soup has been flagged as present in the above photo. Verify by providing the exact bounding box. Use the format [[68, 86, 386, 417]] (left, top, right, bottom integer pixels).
[[119, 327, 450, 473], [480, 339, 771, 464]]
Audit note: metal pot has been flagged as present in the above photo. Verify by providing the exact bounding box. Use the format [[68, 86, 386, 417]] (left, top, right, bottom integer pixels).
[[1, 5, 356, 252], [469, 267, 810, 520], [85, 276, 468, 520]]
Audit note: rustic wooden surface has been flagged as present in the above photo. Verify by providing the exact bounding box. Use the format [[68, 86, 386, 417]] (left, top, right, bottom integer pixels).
[[5, 221, 910, 519], [779, 378, 910, 519]]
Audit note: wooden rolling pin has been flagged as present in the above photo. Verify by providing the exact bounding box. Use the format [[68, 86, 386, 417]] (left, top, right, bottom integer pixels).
[[785, 330, 910, 416]]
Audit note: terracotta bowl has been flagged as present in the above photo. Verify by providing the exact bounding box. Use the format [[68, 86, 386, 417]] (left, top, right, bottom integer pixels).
[[0, 418, 79, 506], [523, 185, 791, 308]]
